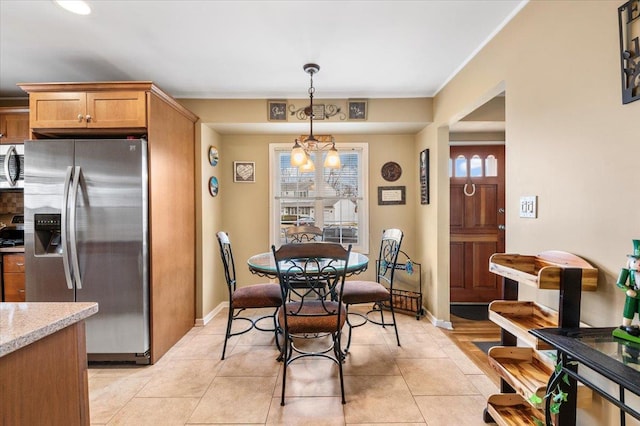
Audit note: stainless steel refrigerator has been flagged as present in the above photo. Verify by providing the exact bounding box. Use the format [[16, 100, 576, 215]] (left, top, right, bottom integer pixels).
[[24, 139, 150, 363]]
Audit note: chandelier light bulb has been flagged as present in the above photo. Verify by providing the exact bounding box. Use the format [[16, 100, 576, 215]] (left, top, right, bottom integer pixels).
[[291, 140, 307, 166], [300, 157, 316, 172], [324, 145, 341, 169]]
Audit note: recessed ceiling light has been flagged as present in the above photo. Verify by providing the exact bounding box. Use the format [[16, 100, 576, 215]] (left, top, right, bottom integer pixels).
[[54, 0, 91, 15]]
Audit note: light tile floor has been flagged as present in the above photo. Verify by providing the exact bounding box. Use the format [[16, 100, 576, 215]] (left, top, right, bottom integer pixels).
[[88, 307, 499, 425]]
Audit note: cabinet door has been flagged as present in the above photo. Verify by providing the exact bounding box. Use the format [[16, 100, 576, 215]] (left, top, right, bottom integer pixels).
[[5, 253, 25, 272], [4, 273, 25, 302], [86, 91, 147, 128], [30, 92, 87, 129], [0, 112, 30, 144], [4, 253, 25, 302]]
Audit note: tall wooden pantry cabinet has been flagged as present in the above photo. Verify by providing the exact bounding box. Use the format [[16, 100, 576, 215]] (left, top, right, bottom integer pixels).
[[18, 81, 198, 363]]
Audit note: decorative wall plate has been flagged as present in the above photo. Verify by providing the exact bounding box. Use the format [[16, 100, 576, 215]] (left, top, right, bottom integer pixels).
[[381, 161, 402, 182], [209, 176, 219, 197], [208, 146, 219, 166]]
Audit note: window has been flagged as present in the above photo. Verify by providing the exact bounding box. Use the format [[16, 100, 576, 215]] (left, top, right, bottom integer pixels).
[[269, 143, 369, 253], [449, 152, 500, 178]]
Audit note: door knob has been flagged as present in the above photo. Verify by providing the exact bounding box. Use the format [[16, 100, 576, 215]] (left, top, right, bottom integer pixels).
[[498, 225, 506, 230], [498, 208, 505, 214]]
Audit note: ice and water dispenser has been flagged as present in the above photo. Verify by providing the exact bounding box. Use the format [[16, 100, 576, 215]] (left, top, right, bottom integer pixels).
[[34, 213, 63, 255]]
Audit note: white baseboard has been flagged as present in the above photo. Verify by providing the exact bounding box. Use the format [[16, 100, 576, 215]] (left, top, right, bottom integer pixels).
[[424, 308, 453, 330], [194, 302, 228, 327]]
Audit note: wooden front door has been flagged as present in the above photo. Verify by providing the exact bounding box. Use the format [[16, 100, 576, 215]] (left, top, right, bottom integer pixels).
[[450, 145, 505, 303]]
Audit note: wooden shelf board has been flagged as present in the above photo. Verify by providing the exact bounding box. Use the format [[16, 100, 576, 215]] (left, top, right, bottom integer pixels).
[[489, 301, 557, 349], [488, 346, 554, 407], [487, 394, 545, 426], [489, 251, 598, 291], [489, 346, 592, 410]]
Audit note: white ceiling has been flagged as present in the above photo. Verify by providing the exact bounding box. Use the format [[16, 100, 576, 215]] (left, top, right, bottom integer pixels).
[[0, 0, 527, 101]]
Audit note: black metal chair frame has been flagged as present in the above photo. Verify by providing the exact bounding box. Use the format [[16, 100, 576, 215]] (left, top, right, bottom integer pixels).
[[217, 231, 281, 360], [272, 242, 352, 406], [343, 228, 404, 353]]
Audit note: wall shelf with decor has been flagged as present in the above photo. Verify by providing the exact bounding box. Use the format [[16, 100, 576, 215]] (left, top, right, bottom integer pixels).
[[483, 251, 598, 426]]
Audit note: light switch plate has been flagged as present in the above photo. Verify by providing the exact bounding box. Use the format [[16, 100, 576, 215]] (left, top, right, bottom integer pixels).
[[519, 196, 537, 218]]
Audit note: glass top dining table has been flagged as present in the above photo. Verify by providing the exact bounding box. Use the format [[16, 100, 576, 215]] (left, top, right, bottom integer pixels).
[[247, 249, 369, 278]]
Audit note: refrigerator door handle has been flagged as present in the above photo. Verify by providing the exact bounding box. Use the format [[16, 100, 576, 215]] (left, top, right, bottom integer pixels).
[[3, 144, 17, 187], [61, 166, 74, 290], [69, 166, 83, 290]]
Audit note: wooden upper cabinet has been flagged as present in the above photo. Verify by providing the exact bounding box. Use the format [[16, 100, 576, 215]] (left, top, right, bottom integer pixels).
[[30, 92, 87, 129], [86, 91, 146, 128], [29, 90, 147, 130], [0, 107, 30, 144]]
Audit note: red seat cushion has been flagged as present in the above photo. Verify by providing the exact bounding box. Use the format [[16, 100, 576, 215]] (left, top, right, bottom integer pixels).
[[233, 283, 282, 308], [340, 281, 390, 305], [278, 300, 346, 334]]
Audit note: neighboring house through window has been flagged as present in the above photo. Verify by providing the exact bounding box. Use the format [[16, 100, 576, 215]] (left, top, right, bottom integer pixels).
[[269, 143, 369, 253]]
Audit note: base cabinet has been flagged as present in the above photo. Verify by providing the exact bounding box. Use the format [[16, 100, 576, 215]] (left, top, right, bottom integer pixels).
[[3, 253, 25, 302], [0, 321, 90, 426]]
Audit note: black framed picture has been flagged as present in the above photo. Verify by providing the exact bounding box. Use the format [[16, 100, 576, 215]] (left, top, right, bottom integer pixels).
[[267, 100, 287, 121], [234, 161, 256, 183], [420, 149, 429, 204], [378, 186, 406, 205], [348, 99, 367, 120], [618, 0, 640, 104]]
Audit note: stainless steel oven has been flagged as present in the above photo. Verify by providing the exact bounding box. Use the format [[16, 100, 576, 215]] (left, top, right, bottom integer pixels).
[[0, 144, 24, 189]]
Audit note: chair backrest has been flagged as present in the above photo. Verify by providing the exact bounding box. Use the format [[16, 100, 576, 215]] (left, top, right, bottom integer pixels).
[[285, 225, 324, 243], [375, 228, 404, 288], [272, 242, 352, 308], [216, 231, 237, 293]]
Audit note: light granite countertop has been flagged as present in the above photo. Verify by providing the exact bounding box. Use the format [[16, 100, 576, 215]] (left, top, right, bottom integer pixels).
[[0, 302, 98, 358]]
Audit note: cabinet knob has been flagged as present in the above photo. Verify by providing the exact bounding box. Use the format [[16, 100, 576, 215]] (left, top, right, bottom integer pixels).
[[498, 224, 506, 231], [85, 115, 92, 122], [0, 133, 4, 138], [78, 114, 84, 122], [18, 289, 25, 293]]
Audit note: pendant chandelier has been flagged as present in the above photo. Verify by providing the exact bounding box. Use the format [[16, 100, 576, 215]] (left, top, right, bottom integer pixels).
[[290, 63, 341, 171]]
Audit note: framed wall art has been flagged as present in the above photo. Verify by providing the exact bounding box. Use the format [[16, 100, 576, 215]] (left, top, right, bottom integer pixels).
[[378, 186, 406, 205], [348, 99, 367, 120], [267, 100, 288, 121], [234, 161, 256, 183], [208, 145, 218, 166], [208, 176, 219, 197], [420, 149, 429, 204], [618, 0, 640, 104]]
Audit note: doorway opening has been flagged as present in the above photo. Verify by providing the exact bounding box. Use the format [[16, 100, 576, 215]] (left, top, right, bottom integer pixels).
[[448, 93, 506, 324]]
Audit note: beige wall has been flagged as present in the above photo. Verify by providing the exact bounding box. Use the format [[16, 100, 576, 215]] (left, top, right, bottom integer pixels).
[[181, 98, 431, 321], [424, 0, 640, 423], [196, 124, 225, 321]]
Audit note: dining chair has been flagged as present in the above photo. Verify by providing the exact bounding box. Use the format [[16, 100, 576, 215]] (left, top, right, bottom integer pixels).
[[216, 231, 282, 360], [272, 242, 352, 406], [340, 228, 404, 354], [284, 225, 324, 243]]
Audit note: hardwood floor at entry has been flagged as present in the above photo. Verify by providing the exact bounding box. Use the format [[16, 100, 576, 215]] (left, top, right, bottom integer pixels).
[[442, 314, 501, 385]]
